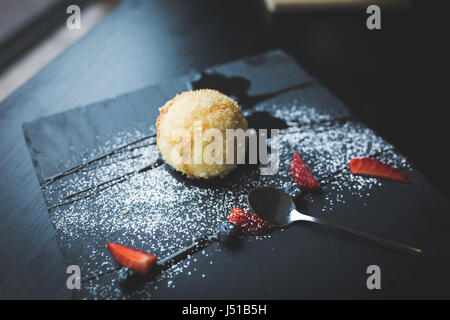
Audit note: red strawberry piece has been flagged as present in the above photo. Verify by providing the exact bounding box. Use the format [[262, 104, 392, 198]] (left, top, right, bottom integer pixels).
[[349, 157, 410, 182], [290, 151, 321, 191], [107, 242, 158, 274], [228, 207, 272, 235]]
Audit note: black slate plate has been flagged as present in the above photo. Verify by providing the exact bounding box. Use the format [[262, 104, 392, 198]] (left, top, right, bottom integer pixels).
[[23, 50, 450, 299]]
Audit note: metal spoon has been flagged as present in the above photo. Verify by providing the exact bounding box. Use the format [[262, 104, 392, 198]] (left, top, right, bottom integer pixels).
[[248, 186, 422, 256]]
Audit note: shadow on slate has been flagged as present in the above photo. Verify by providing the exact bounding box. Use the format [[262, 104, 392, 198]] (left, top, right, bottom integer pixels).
[[23, 50, 450, 299]]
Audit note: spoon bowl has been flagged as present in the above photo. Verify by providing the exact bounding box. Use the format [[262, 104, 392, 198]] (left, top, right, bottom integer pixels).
[[248, 186, 296, 227]]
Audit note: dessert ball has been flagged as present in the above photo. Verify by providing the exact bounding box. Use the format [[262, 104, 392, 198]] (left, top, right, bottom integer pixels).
[[156, 89, 247, 179]]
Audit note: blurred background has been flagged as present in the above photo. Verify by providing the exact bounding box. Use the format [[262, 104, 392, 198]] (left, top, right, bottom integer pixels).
[[0, 0, 448, 196], [0, 0, 118, 100]]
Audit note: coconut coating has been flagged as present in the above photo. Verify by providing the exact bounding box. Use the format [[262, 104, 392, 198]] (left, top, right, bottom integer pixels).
[[156, 89, 248, 179]]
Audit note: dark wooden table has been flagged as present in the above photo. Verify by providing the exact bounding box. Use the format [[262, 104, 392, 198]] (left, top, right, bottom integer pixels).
[[0, 0, 448, 299]]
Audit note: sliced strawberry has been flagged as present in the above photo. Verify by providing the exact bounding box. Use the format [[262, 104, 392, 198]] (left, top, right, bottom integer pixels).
[[349, 157, 410, 182], [290, 151, 321, 191], [107, 242, 158, 274], [228, 207, 272, 235]]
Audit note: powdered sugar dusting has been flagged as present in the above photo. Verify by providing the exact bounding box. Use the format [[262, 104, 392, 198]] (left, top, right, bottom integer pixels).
[[40, 98, 411, 299]]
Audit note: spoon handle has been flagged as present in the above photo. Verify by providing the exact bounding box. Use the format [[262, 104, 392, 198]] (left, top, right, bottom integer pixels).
[[301, 213, 423, 256]]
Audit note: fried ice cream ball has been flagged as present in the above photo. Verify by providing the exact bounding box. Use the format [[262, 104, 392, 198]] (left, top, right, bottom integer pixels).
[[156, 89, 248, 179]]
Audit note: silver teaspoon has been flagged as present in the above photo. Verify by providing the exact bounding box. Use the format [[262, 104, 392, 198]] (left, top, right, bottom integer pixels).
[[248, 186, 422, 256]]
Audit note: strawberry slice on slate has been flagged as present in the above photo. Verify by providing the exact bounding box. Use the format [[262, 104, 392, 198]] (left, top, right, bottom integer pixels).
[[349, 157, 410, 182], [107, 242, 158, 274], [290, 151, 321, 191], [228, 207, 272, 235]]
